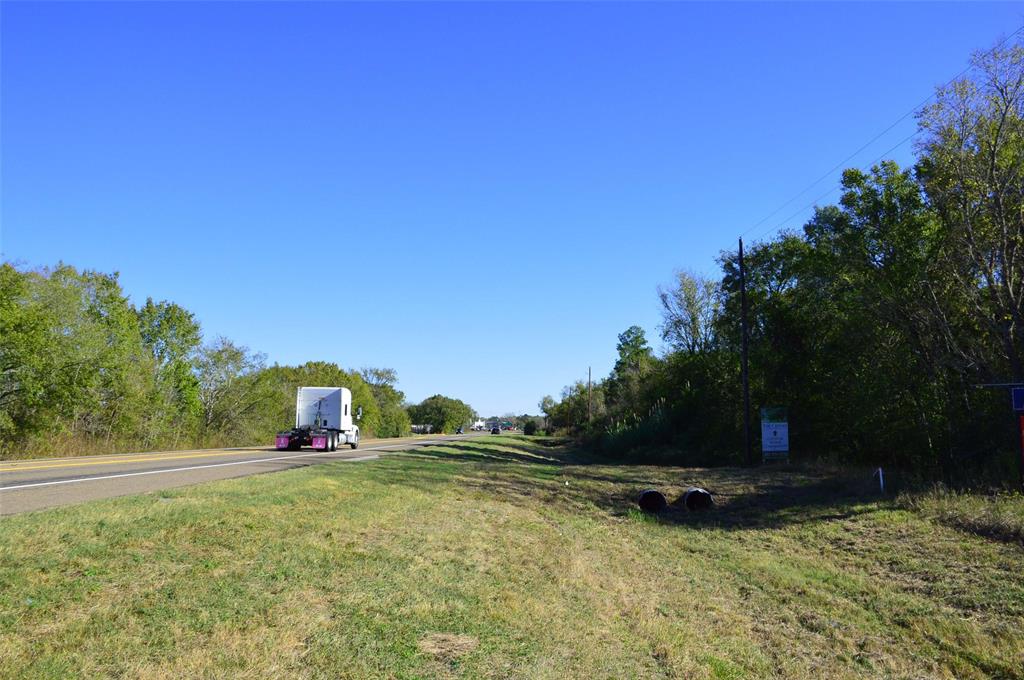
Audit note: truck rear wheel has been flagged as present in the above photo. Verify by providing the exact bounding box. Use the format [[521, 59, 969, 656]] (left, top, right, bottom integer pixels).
[[330, 433, 337, 452]]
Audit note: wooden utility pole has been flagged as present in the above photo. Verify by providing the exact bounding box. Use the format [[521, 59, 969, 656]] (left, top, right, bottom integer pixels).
[[739, 238, 753, 467], [588, 366, 593, 424]]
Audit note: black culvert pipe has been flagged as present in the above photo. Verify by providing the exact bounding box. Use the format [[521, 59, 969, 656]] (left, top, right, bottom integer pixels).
[[637, 489, 668, 513], [682, 487, 714, 511]]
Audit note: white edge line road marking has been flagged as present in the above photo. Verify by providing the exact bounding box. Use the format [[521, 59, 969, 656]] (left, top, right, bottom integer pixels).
[[0, 440, 444, 492]]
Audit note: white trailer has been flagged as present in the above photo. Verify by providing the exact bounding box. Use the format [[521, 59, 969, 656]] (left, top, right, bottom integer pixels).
[[275, 386, 361, 452]]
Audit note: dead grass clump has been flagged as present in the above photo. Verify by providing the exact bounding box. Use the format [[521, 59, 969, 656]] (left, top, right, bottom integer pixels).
[[417, 633, 479, 662]]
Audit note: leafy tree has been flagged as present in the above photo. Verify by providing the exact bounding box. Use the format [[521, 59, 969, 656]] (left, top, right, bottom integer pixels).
[[613, 326, 654, 375], [137, 298, 201, 366], [0, 264, 158, 451], [360, 367, 399, 394], [604, 326, 656, 422], [658, 271, 720, 354], [408, 395, 475, 433], [136, 298, 203, 439], [0, 264, 51, 444], [196, 337, 274, 439], [376, 403, 412, 438], [917, 41, 1024, 381], [539, 395, 556, 420], [359, 366, 410, 436]]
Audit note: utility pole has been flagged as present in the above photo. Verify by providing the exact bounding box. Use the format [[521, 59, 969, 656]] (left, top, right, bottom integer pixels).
[[588, 366, 592, 425], [568, 385, 574, 429], [739, 238, 753, 467]]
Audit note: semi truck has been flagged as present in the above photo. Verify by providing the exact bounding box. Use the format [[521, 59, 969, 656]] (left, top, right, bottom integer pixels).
[[274, 386, 361, 452]]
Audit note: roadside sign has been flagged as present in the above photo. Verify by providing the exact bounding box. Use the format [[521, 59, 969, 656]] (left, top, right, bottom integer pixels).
[[1012, 387, 1024, 412], [761, 407, 789, 462], [978, 382, 1024, 489]]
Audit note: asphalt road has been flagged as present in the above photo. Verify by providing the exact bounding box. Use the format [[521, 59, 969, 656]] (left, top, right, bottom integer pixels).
[[0, 433, 481, 516]]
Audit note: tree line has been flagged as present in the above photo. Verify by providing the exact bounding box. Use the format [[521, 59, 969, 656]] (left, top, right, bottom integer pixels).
[[540, 41, 1024, 483], [0, 265, 475, 458]]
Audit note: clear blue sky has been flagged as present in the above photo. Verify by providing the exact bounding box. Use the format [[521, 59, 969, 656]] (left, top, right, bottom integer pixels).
[[2, 2, 1021, 416]]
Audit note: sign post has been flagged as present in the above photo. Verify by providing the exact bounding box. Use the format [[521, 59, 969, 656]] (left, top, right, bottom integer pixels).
[[760, 407, 789, 463], [1018, 414, 1024, 489], [1013, 387, 1024, 488]]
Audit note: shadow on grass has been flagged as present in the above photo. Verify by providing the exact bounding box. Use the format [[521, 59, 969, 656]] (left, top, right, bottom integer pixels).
[[411, 441, 578, 466], [634, 474, 885, 531], [390, 437, 890, 531]]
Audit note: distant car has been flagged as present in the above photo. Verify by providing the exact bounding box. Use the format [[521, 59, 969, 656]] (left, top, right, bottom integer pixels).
[[455, 427, 464, 435], [491, 427, 501, 435]]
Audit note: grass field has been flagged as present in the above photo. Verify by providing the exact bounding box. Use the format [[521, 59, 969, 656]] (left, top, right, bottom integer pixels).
[[2, 436, 1023, 679]]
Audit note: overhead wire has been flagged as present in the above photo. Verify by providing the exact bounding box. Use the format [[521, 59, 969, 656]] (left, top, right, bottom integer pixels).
[[747, 129, 919, 243], [738, 23, 1024, 242]]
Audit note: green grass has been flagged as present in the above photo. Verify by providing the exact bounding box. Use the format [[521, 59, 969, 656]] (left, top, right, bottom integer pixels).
[[2, 436, 1023, 679], [899, 487, 1024, 546]]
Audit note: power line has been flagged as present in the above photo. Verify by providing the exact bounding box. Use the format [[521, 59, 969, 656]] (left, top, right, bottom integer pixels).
[[748, 129, 919, 242], [739, 23, 1024, 241]]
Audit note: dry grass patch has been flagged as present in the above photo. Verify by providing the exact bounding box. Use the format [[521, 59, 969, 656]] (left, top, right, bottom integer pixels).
[[418, 632, 479, 660]]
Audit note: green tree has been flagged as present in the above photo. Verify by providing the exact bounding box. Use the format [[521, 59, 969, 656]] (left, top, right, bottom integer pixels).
[[408, 395, 475, 433], [359, 367, 410, 437], [137, 298, 201, 366], [376, 403, 412, 438], [658, 271, 720, 354], [196, 337, 275, 440], [605, 326, 656, 421], [0, 264, 51, 446], [917, 40, 1024, 381], [137, 298, 203, 441], [0, 263, 158, 451]]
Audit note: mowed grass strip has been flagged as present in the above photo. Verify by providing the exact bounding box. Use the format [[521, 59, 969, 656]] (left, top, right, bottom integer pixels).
[[1, 436, 1023, 679]]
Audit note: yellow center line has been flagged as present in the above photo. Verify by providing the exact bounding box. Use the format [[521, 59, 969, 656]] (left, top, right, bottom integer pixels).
[[0, 448, 272, 472]]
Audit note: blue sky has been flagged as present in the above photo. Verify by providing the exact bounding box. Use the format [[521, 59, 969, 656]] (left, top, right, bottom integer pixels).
[[3, 2, 1022, 416]]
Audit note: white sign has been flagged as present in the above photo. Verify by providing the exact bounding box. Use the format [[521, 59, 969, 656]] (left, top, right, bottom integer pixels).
[[760, 407, 789, 461], [761, 421, 789, 452]]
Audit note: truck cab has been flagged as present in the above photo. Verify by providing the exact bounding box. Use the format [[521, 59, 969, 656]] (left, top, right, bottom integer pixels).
[[275, 386, 361, 452]]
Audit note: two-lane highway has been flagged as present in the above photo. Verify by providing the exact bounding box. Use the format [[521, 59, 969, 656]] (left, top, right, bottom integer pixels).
[[0, 433, 479, 515]]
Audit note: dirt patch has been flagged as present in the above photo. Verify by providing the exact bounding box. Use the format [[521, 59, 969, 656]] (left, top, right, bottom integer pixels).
[[418, 632, 479, 662]]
